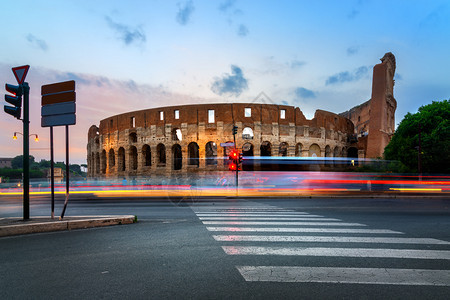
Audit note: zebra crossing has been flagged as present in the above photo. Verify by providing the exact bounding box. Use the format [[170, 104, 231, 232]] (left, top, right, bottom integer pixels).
[[192, 203, 450, 286]]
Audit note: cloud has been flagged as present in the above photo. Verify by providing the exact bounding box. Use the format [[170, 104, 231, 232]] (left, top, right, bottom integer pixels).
[[290, 60, 306, 69], [176, 1, 195, 25], [26, 34, 48, 51], [326, 66, 369, 85], [237, 24, 249, 37], [211, 65, 248, 97], [347, 46, 359, 56], [294, 87, 316, 99], [105, 16, 146, 46], [348, 9, 359, 19], [219, 0, 236, 12]]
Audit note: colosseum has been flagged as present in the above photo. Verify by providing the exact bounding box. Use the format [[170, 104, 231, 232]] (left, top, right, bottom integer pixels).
[[87, 53, 396, 178]]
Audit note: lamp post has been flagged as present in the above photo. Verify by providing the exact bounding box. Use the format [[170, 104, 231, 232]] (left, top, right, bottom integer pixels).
[[13, 132, 39, 142]]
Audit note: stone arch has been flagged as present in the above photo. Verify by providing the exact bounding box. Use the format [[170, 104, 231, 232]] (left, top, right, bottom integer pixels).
[[260, 141, 271, 156], [118, 147, 125, 172], [101, 150, 107, 174], [333, 146, 340, 158], [142, 144, 151, 167], [279, 142, 288, 157], [172, 128, 182, 141], [129, 132, 137, 143], [242, 127, 254, 140], [295, 143, 303, 157], [188, 142, 199, 167], [95, 152, 100, 174], [308, 144, 321, 157], [242, 142, 254, 157], [129, 146, 138, 170], [172, 144, 182, 170], [347, 147, 358, 158], [109, 148, 115, 168], [242, 142, 254, 171], [157, 143, 166, 166], [205, 141, 217, 166]]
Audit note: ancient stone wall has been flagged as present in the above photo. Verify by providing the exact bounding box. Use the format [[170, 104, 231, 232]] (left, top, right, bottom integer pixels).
[[87, 103, 353, 178]]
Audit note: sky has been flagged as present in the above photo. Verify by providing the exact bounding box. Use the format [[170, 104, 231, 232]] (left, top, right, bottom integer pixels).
[[1, 0, 449, 165]]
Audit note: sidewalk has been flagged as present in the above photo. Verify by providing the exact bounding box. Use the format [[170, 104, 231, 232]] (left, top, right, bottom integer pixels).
[[0, 215, 137, 237]]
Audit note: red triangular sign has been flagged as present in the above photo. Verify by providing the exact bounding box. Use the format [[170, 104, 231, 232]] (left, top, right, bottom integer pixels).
[[12, 65, 30, 84]]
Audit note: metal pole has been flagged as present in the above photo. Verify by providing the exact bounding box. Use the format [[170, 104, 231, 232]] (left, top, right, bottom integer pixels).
[[60, 125, 70, 219], [22, 82, 30, 220], [50, 126, 55, 219], [418, 124, 422, 181], [233, 126, 238, 190]]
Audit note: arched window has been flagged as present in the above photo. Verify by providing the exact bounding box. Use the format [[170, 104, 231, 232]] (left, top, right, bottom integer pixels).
[[295, 143, 303, 157], [309, 144, 321, 157], [279, 142, 288, 157], [325, 145, 332, 165], [172, 144, 182, 170], [109, 149, 115, 168], [95, 152, 100, 174], [333, 146, 340, 158], [142, 145, 151, 167], [242, 127, 254, 139], [118, 147, 125, 172], [129, 132, 137, 143], [157, 143, 166, 166], [188, 142, 199, 167], [101, 150, 107, 174], [205, 142, 217, 166], [172, 128, 182, 141], [260, 141, 271, 156], [242, 143, 254, 171], [129, 146, 138, 170]]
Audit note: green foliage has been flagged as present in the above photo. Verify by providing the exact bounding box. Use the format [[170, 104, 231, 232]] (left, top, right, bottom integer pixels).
[[1, 156, 86, 179], [384, 100, 450, 173], [11, 155, 35, 169]]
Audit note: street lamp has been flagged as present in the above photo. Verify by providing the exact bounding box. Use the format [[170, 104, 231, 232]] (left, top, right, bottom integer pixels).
[[13, 132, 39, 142]]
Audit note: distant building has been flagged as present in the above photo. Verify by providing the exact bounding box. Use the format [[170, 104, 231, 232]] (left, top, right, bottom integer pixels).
[[46, 167, 64, 183], [0, 158, 13, 168], [87, 53, 397, 178]]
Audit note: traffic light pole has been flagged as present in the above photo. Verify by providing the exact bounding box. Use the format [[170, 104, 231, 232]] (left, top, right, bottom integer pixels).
[[22, 82, 30, 220], [233, 127, 238, 189]]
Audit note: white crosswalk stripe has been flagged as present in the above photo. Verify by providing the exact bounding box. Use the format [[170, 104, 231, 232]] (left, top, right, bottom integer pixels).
[[206, 227, 404, 234], [199, 217, 341, 221], [213, 235, 450, 244], [236, 266, 450, 286], [202, 221, 365, 226], [192, 203, 450, 286]]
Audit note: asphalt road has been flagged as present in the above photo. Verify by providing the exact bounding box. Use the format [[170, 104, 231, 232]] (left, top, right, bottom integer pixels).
[[1, 195, 449, 299]]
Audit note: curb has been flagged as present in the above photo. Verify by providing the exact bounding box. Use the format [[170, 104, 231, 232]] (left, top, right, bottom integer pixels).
[[0, 215, 136, 237]]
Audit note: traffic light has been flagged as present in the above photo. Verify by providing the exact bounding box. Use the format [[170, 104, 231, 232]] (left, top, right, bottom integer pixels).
[[232, 125, 238, 135], [228, 149, 241, 171], [4, 83, 23, 119]]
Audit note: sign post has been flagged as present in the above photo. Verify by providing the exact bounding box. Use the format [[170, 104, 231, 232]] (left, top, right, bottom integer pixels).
[[41, 80, 76, 219]]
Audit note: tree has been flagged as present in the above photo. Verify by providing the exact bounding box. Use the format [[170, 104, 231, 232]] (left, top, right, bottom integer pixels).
[[11, 155, 35, 169], [384, 100, 450, 173]]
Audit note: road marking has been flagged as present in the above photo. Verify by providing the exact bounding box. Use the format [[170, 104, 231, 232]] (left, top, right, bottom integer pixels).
[[206, 227, 404, 234], [222, 246, 450, 259], [203, 221, 366, 226], [236, 266, 450, 286], [196, 213, 317, 217], [213, 235, 450, 244], [199, 217, 340, 221]]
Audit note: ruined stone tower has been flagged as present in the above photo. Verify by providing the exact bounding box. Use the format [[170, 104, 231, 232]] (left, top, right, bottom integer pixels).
[[340, 52, 397, 158]]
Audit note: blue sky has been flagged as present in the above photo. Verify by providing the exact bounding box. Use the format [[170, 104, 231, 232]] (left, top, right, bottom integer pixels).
[[1, 0, 449, 164]]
